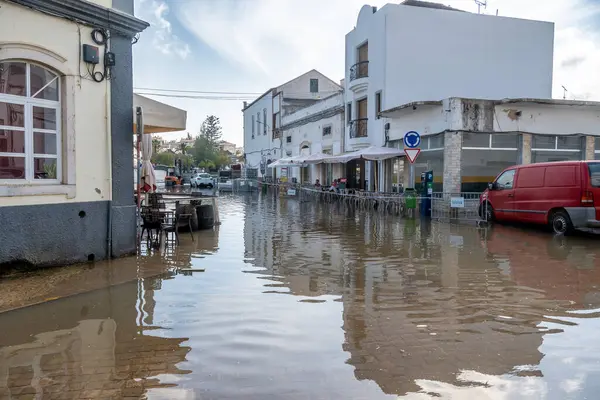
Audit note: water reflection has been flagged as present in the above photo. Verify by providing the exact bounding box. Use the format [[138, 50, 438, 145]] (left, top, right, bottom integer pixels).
[[243, 197, 600, 399], [0, 276, 190, 399], [2, 195, 600, 399]]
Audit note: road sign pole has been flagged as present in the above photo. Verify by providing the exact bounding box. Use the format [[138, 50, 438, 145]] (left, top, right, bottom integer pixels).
[[409, 163, 415, 189]]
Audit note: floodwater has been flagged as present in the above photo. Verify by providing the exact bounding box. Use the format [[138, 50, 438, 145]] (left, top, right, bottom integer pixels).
[[2, 195, 600, 399]]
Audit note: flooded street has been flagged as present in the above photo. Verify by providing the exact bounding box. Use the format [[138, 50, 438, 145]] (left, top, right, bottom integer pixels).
[[2, 194, 600, 399]]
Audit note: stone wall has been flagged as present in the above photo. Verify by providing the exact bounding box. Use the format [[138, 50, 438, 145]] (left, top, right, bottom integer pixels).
[[442, 131, 463, 193]]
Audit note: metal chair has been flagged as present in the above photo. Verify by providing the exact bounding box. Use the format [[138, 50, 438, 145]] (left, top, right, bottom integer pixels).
[[161, 212, 194, 245]]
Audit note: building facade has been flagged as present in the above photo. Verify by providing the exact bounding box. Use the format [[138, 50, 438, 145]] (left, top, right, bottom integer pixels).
[[242, 70, 342, 178], [344, 0, 554, 190], [0, 0, 148, 268], [382, 97, 600, 193], [280, 92, 345, 184]]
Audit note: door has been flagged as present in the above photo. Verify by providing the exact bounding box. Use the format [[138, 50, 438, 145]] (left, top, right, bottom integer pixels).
[[357, 42, 368, 77], [489, 169, 516, 221]]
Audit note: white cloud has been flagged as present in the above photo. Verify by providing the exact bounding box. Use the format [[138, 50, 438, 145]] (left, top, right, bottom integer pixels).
[[135, 0, 191, 59]]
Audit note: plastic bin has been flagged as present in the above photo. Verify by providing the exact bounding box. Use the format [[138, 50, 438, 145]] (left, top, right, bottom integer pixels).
[[404, 189, 417, 210]]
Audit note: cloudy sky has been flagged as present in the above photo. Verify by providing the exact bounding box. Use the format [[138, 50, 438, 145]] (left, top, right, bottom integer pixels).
[[132, 0, 600, 146]]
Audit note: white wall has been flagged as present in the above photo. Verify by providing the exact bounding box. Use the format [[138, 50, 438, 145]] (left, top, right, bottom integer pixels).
[[279, 70, 342, 101], [493, 102, 600, 136], [0, 2, 112, 206], [345, 3, 554, 150], [281, 93, 345, 182], [242, 94, 275, 175], [386, 104, 447, 142]]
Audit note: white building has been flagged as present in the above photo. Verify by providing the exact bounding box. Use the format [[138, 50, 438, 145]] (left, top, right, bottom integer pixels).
[[280, 92, 345, 185], [382, 97, 600, 193], [344, 0, 554, 190], [242, 70, 342, 178]]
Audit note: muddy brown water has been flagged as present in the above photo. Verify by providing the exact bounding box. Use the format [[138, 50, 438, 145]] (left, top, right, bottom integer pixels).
[[2, 194, 600, 399]]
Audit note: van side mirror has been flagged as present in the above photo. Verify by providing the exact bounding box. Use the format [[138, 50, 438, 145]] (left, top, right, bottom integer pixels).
[[488, 182, 495, 190]]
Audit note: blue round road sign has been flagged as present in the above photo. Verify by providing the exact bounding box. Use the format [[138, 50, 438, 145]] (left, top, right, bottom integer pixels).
[[404, 131, 421, 148]]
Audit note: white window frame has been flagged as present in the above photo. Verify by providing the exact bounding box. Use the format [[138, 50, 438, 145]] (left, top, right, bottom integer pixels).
[[420, 134, 445, 152], [532, 135, 582, 153], [462, 133, 519, 151], [0, 62, 62, 184]]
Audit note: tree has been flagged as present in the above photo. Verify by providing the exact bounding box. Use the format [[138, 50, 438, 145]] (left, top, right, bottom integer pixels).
[[179, 142, 188, 155], [199, 115, 222, 151], [192, 135, 214, 166], [152, 138, 161, 154], [214, 151, 231, 169], [152, 151, 174, 166]]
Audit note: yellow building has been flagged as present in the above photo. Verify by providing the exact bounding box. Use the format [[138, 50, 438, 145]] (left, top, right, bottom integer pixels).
[[0, 0, 148, 267]]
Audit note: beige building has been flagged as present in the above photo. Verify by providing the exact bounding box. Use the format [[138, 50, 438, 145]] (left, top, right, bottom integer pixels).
[[0, 0, 148, 268]]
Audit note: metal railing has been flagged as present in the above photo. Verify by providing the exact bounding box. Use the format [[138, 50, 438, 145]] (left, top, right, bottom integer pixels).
[[431, 192, 485, 222], [349, 61, 369, 81], [350, 118, 368, 138]]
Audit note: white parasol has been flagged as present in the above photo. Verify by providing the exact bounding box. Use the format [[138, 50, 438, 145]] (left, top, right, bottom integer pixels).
[[139, 109, 156, 192]]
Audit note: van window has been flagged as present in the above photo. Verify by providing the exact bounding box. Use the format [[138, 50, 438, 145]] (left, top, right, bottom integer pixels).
[[588, 163, 600, 187], [545, 166, 576, 187], [495, 169, 515, 189], [517, 167, 544, 188]]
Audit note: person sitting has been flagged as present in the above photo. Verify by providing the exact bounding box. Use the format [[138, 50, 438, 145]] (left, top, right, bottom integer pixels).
[[329, 179, 338, 193], [314, 179, 321, 188]]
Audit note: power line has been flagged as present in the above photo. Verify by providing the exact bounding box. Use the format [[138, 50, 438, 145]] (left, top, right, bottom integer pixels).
[[134, 92, 257, 100], [134, 87, 264, 95]]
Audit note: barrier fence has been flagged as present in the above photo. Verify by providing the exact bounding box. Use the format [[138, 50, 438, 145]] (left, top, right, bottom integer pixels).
[[233, 179, 486, 223]]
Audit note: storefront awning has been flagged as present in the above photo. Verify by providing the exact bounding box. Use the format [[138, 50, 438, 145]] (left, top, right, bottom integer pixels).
[[133, 94, 187, 134], [322, 146, 404, 163]]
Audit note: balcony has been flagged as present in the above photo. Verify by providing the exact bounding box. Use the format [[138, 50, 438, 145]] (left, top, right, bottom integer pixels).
[[349, 118, 368, 139], [348, 61, 369, 92], [350, 61, 369, 81]]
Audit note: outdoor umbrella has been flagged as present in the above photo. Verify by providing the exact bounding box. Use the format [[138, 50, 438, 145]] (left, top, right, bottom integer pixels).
[[140, 128, 156, 193]]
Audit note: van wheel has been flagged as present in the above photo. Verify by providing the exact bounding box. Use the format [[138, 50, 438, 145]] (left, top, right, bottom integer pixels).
[[479, 202, 494, 222], [550, 210, 573, 235]]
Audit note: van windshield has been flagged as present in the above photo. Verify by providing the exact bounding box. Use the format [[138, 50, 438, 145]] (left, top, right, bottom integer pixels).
[[588, 163, 600, 187]]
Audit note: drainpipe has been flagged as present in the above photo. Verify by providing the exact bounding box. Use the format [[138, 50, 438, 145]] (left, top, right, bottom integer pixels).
[[106, 85, 113, 259]]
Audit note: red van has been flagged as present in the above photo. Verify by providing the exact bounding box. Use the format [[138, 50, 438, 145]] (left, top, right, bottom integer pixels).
[[479, 161, 600, 235]]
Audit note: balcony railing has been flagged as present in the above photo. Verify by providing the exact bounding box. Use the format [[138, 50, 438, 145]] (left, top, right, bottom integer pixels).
[[349, 61, 369, 81], [350, 118, 368, 138]]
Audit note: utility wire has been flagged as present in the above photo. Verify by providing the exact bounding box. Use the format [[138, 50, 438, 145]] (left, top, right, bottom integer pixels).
[[134, 87, 264, 95], [135, 92, 257, 100]]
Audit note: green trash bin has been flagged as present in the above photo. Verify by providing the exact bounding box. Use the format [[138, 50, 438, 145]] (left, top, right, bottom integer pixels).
[[404, 188, 417, 209]]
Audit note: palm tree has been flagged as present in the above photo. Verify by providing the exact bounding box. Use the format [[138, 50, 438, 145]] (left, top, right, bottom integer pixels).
[[180, 143, 188, 155]]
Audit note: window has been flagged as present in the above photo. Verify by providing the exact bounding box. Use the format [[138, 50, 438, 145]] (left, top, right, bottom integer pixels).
[[286, 136, 291, 143], [588, 162, 600, 187], [263, 108, 267, 135], [375, 91, 381, 119], [251, 114, 255, 138], [322, 125, 332, 136], [423, 134, 444, 151], [461, 133, 520, 192], [463, 133, 519, 149], [495, 169, 515, 189], [0, 61, 61, 182], [532, 134, 583, 163], [256, 112, 260, 135], [310, 79, 318, 93], [346, 103, 351, 123]]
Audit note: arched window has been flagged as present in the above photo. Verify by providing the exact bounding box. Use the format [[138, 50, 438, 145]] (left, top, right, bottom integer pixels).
[[0, 61, 61, 182]]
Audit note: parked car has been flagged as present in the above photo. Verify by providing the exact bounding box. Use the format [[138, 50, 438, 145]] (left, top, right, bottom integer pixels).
[[479, 161, 600, 235], [191, 173, 215, 188]]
